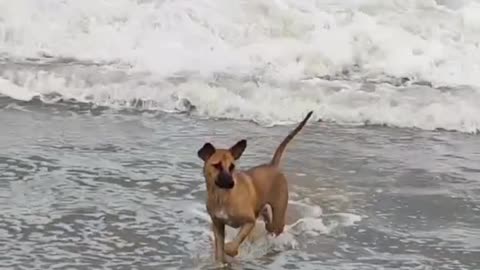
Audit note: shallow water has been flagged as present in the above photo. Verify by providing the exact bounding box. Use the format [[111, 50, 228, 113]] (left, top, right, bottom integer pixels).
[[1, 99, 479, 269]]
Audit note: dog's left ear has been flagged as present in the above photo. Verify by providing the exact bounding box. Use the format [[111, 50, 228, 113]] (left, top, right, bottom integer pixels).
[[198, 143, 216, 162], [229, 139, 247, 160]]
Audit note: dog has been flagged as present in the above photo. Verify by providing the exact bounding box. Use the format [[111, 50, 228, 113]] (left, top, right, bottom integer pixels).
[[197, 111, 313, 264]]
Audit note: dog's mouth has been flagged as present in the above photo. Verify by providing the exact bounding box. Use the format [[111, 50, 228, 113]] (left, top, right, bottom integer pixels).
[[215, 172, 235, 189], [215, 180, 234, 189]]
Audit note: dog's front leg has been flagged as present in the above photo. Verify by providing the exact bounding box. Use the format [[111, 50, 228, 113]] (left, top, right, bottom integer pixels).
[[212, 219, 226, 264], [224, 222, 255, 257]]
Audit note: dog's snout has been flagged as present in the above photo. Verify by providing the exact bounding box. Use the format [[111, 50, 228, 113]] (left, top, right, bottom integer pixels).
[[215, 171, 234, 189]]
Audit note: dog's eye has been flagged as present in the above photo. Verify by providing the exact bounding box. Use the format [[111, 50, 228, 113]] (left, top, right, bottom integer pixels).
[[212, 163, 222, 170], [229, 164, 235, 172]]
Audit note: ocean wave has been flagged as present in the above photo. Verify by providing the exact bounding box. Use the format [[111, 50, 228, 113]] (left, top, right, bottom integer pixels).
[[1, 0, 480, 133], [1, 66, 479, 133]]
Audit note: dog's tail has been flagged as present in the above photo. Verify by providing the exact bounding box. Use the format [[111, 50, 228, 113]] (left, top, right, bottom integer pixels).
[[270, 111, 314, 167]]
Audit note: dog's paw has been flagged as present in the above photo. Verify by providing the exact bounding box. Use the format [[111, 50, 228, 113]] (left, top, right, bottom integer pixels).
[[224, 242, 239, 257]]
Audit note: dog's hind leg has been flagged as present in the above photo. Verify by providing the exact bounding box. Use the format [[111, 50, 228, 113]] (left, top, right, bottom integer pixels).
[[265, 199, 287, 235], [265, 174, 288, 235]]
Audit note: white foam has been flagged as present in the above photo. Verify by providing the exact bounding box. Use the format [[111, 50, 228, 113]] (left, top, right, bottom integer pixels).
[[209, 201, 362, 260], [0, 78, 38, 101], [1, 0, 480, 133]]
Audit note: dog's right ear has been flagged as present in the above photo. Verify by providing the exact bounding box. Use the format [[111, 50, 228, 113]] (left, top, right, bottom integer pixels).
[[197, 143, 216, 162]]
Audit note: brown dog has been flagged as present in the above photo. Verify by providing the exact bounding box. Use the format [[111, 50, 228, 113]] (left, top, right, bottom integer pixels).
[[197, 111, 313, 264]]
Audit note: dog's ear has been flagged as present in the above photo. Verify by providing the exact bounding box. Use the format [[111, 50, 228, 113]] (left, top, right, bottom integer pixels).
[[198, 143, 216, 162], [229, 139, 247, 160]]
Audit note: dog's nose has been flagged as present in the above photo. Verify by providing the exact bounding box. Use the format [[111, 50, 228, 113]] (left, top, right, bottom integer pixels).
[[216, 172, 234, 189]]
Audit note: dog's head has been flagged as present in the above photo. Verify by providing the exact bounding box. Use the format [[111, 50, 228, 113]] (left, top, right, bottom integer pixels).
[[197, 139, 247, 189]]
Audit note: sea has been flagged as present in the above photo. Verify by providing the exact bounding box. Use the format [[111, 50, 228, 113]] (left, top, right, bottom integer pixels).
[[0, 0, 479, 269]]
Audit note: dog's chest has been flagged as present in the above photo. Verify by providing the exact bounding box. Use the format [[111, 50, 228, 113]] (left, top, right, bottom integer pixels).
[[214, 208, 229, 220], [213, 208, 241, 228]]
